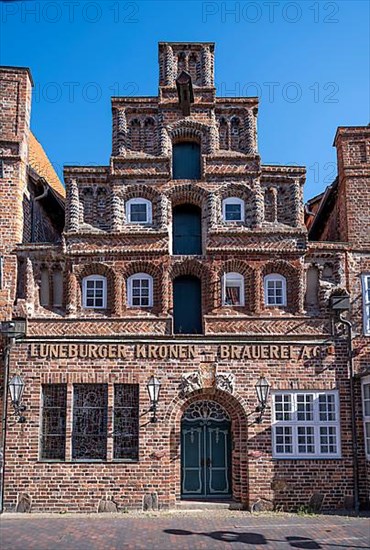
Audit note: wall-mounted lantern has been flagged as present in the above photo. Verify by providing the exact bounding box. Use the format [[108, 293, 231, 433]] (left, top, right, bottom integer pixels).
[[255, 375, 270, 423], [8, 375, 26, 423], [146, 376, 161, 423]]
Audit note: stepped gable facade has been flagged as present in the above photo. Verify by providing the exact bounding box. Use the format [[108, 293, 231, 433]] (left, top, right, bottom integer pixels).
[[0, 44, 369, 513]]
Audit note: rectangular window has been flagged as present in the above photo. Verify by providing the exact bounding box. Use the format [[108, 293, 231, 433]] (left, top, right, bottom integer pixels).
[[113, 384, 139, 460], [130, 203, 148, 223], [362, 377, 370, 459], [225, 203, 242, 221], [86, 279, 104, 308], [72, 384, 108, 460], [272, 391, 340, 458], [131, 278, 151, 307], [267, 279, 284, 305], [362, 274, 370, 335], [223, 273, 244, 306], [40, 384, 67, 460]]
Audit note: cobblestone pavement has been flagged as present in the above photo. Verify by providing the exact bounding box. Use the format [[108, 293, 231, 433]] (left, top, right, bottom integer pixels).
[[0, 510, 369, 550]]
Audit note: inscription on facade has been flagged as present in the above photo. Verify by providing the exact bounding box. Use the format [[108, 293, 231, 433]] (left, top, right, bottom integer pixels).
[[29, 343, 331, 360]]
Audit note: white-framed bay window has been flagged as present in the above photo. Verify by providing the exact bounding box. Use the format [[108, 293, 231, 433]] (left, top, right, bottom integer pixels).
[[222, 272, 245, 306], [222, 197, 245, 222], [272, 390, 341, 459], [82, 275, 107, 309], [361, 274, 370, 335], [127, 273, 153, 307], [362, 376, 370, 460], [264, 273, 287, 306], [126, 198, 152, 224]]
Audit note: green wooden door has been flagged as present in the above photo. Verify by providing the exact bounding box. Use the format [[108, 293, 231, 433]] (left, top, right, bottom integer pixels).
[[173, 276, 202, 334], [182, 421, 231, 498], [173, 142, 201, 180], [173, 204, 202, 255]]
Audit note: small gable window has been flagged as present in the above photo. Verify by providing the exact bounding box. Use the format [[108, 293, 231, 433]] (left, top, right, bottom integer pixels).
[[82, 275, 107, 309], [222, 272, 244, 306], [222, 197, 245, 222], [126, 198, 152, 224], [127, 273, 153, 308], [264, 274, 287, 307]]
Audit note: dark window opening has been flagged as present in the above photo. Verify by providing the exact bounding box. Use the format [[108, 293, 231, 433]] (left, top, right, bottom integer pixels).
[[173, 204, 202, 255], [113, 384, 139, 460], [173, 142, 201, 180], [72, 384, 108, 460], [41, 384, 67, 460], [173, 275, 202, 334]]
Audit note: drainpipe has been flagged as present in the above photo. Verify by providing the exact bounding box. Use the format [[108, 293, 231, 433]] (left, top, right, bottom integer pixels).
[[339, 313, 360, 515], [31, 179, 48, 242], [0, 337, 12, 514]]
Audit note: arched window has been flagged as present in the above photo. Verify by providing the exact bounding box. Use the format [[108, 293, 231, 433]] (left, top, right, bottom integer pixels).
[[222, 197, 245, 222], [264, 274, 287, 307], [82, 275, 107, 309], [126, 198, 152, 224], [127, 273, 153, 307], [222, 272, 244, 306], [172, 141, 201, 180]]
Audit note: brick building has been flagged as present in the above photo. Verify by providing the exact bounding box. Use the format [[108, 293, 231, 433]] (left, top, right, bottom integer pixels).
[[0, 43, 369, 513]]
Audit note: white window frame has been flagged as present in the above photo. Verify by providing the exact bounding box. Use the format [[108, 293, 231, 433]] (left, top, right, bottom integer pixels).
[[222, 197, 245, 223], [82, 275, 107, 309], [126, 198, 152, 224], [361, 274, 370, 336], [222, 272, 245, 306], [264, 273, 287, 307], [127, 273, 153, 308], [272, 390, 341, 459], [362, 376, 370, 460]]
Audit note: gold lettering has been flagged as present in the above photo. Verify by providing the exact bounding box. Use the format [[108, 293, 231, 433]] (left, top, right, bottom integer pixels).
[[89, 344, 98, 358], [270, 345, 280, 359], [108, 344, 117, 358], [260, 345, 269, 359], [169, 345, 179, 359], [281, 345, 291, 359], [300, 346, 311, 359], [59, 344, 68, 358], [179, 345, 187, 359], [98, 345, 108, 358], [117, 345, 126, 359], [69, 344, 78, 358], [136, 345, 146, 359], [158, 345, 167, 359], [231, 346, 242, 359], [30, 343, 38, 357], [219, 345, 229, 359], [148, 345, 157, 359], [242, 346, 252, 359], [39, 344, 48, 358], [251, 346, 260, 359], [188, 345, 196, 359]]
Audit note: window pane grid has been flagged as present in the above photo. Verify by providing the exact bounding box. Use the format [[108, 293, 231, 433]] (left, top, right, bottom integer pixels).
[[129, 276, 152, 307], [72, 384, 108, 460], [113, 385, 139, 460], [83, 277, 106, 309], [272, 392, 340, 458], [40, 384, 67, 460]]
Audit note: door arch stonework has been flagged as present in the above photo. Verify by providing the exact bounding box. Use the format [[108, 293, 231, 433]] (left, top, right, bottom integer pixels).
[[167, 388, 249, 506]]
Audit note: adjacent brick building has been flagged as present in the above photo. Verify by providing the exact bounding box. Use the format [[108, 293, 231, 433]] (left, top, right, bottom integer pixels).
[[0, 43, 369, 513]]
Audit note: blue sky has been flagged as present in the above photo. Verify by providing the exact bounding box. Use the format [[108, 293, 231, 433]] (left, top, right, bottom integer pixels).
[[1, 0, 369, 200]]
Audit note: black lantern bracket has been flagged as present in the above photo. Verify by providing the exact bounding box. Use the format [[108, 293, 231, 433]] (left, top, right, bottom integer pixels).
[[255, 375, 271, 424]]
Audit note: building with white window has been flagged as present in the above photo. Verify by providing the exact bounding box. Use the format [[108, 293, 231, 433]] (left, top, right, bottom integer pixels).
[[0, 45, 369, 514]]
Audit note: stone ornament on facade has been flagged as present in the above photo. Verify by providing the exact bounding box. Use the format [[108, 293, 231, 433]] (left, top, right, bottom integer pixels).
[[180, 367, 235, 396]]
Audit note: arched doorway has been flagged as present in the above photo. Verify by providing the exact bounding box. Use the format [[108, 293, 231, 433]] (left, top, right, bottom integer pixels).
[[172, 142, 201, 180], [173, 204, 202, 255], [181, 400, 231, 499], [173, 275, 202, 334]]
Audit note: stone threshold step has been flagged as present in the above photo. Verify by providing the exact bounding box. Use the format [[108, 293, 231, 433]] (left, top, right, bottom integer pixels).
[[176, 500, 244, 510]]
